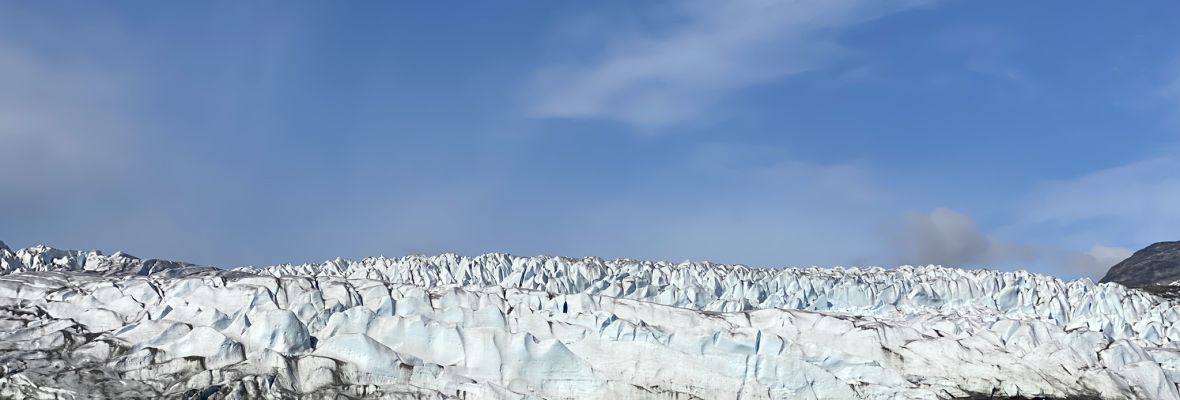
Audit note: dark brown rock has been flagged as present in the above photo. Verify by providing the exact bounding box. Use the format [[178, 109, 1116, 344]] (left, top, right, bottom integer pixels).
[[1099, 241, 1180, 288]]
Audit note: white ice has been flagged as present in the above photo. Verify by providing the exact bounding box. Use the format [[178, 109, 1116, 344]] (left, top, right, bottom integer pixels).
[[1, 243, 1178, 399]]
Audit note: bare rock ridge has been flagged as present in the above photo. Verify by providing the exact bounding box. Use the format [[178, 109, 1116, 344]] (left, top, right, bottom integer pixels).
[[4, 241, 1180, 399], [1100, 241, 1180, 288]]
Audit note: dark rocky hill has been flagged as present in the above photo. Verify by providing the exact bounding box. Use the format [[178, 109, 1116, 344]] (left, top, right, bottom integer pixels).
[[1099, 241, 1180, 288]]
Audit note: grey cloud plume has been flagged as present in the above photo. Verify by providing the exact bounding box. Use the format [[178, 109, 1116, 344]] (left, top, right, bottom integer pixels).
[[895, 208, 1037, 267], [894, 208, 1131, 279]]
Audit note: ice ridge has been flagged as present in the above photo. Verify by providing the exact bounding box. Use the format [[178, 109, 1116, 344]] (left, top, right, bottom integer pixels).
[[0, 245, 1177, 399]]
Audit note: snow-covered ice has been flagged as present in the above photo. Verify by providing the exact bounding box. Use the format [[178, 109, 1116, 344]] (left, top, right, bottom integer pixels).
[[1, 241, 1179, 399]]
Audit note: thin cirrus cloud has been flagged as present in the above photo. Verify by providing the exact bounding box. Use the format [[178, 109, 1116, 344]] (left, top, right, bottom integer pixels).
[[1017, 156, 1180, 248], [936, 25, 1026, 81], [526, 0, 935, 130]]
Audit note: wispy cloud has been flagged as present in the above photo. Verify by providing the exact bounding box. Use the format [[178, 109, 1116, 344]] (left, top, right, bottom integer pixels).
[[1018, 156, 1180, 246], [937, 25, 1026, 81], [526, 0, 933, 130]]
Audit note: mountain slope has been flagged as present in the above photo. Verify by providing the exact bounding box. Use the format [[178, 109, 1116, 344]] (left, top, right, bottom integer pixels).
[[1100, 241, 1180, 288]]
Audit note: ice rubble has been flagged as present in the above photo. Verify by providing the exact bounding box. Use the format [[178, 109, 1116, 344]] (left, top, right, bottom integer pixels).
[[2, 241, 1180, 399]]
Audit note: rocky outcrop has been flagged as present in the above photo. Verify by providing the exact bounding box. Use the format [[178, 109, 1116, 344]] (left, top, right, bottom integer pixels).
[[1101, 241, 1180, 288]]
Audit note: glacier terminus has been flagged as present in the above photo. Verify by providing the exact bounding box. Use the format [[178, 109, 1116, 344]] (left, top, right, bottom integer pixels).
[[1, 241, 1178, 399]]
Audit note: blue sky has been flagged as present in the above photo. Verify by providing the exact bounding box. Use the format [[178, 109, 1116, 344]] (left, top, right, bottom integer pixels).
[[1, 1, 1178, 279]]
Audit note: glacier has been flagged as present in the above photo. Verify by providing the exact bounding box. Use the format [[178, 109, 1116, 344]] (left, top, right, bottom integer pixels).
[[2, 241, 1180, 399]]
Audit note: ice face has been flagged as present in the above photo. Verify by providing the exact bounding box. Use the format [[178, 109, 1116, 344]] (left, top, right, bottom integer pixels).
[[0, 246, 1178, 399]]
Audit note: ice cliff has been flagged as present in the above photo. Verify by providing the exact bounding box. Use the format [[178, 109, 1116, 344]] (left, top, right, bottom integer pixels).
[[1, 241, 1179, 399]]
